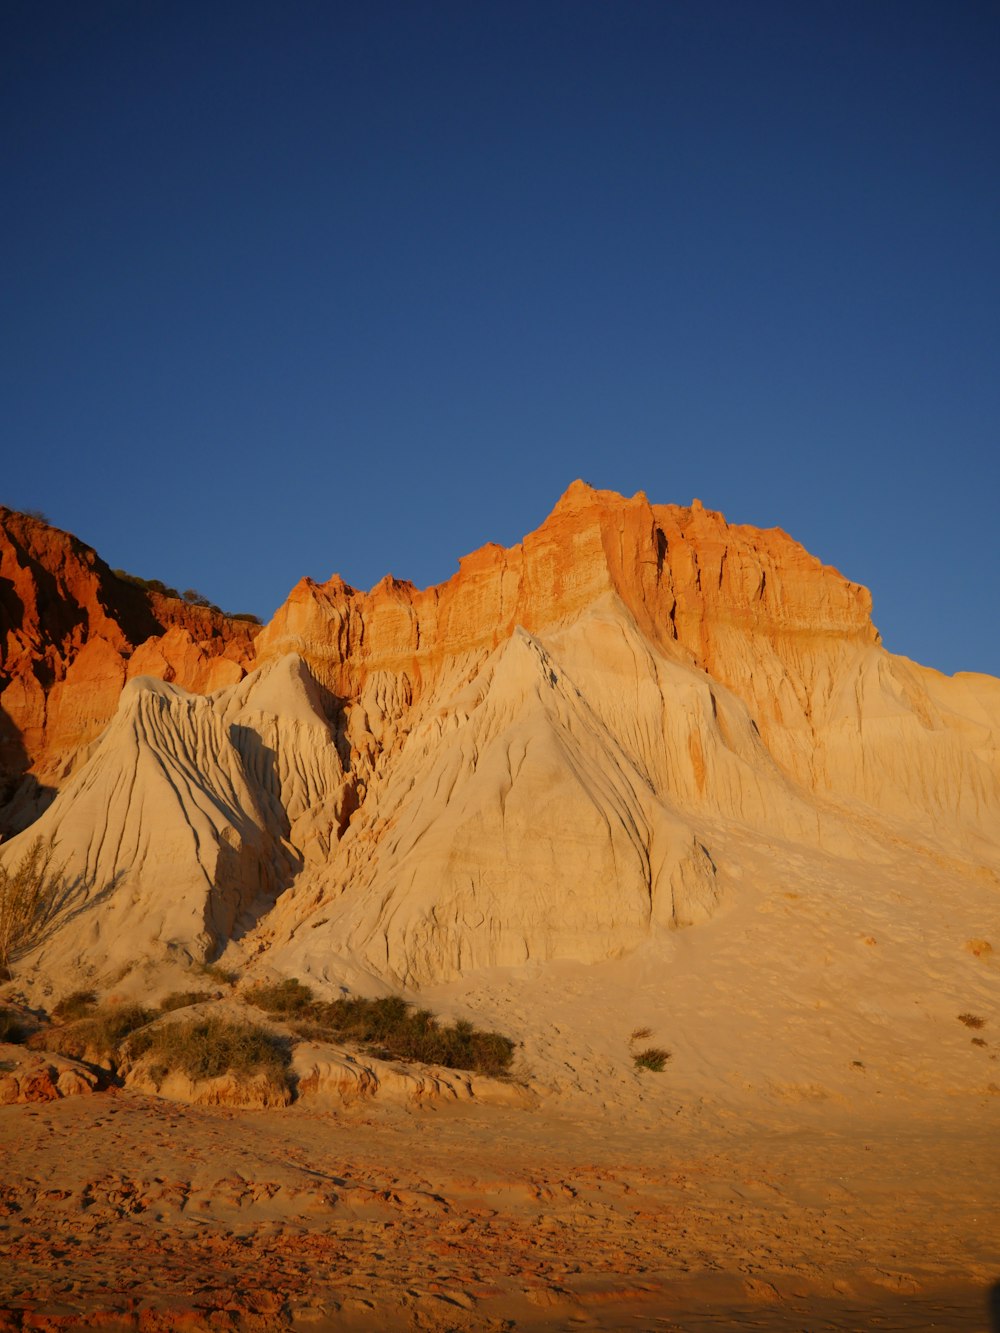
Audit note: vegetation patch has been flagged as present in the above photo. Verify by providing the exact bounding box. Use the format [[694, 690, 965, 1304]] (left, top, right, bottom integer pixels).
[[112, 570, 183, 600], [20, 997, 291, 1098], [51, 990, 98, 1022], [129, 1017, 291, 1092], [197, 963, 238, 986], [0, 838, 65, 969], [633, 1047, 671, 1073], [35, 1003, 153, 1064], [957, 1013, 986, 1030], [159, 990, 214, 1013], [627, 1025, 671, 1073], [111, 569, 261, 623], [246, 981, 516, 1078], [246, 977, 315, 1016]]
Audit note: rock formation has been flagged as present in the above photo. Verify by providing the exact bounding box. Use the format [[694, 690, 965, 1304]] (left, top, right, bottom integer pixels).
[[1, 484, 997, 993], [0, 506, 257, 833]]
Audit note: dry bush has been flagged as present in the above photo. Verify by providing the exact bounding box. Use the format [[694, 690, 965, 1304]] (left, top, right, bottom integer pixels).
[[627, 1025, 670, 1072], [51, 990, 98, 1022], [128, 1017, 291, 1091], [245, 977, 314, 1015], [0, 839, 64, 969], [957, 1013, 986, 1030], [247, 982, 516, 1078], [36, 1003, 153, 1064], [159, 990, 214, 1013], [196, 963, 238, 986], [633, 1047, 671, 1073]]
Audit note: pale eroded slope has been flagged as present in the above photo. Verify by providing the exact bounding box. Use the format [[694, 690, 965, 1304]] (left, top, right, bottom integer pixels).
[[0, 483, 996, 996]]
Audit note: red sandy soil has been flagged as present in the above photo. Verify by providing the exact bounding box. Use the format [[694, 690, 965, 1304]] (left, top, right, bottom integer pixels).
[[1, 1089, 997, 1331]]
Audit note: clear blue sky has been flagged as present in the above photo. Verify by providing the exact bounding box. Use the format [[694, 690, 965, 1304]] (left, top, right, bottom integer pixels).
[[3, 1, 998, 676]]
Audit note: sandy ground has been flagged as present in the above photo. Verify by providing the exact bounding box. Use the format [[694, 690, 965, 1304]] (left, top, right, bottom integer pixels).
[[1, 1070, 998, 1331], [3, 833, 999, 1330]]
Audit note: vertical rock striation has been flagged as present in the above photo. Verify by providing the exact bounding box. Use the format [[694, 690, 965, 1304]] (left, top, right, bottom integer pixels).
[[1, 484, 997, 990]]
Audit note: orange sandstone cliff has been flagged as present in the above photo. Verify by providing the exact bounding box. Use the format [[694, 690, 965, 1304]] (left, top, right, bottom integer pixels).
[[1, 484, 997, 991], [256, 480, 878, 735], [254, 482, 891, 810], [0, 506, 257, 832]]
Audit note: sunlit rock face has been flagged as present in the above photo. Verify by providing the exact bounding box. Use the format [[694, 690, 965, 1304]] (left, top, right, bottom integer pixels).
[[0, 507, 257, 832], [1, 484, 997, 989]]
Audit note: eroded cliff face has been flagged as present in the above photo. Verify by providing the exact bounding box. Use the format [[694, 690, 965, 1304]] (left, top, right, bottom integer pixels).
[[256, 481, 877, 696], [1, 485, 997, 991], [253, 484, 927, 822], [0, 507, 257, 832]]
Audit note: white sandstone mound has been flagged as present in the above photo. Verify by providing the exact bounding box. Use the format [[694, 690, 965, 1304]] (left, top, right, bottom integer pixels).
[[215, 652, 353, 864], [0, 656, 346, 983], [266, 618, 726, 987], [0, 676, 282, 979]]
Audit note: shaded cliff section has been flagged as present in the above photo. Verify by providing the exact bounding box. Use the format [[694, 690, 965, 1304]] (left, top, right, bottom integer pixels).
[[0, 507, 258, 836]]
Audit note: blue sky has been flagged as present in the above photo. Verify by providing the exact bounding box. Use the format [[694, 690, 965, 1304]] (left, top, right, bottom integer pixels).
[[3, 1, 998, 675]]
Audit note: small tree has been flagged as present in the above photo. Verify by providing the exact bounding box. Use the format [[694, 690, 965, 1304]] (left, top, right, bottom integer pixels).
[[0, 838, 63, 971]]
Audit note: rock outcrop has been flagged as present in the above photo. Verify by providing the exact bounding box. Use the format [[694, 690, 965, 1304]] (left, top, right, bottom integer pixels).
[[0, 507, 257, 834], [291, 1040, 533, 1108], [0, 1046, 102, 1104], [1, 484, 997, 992], [0, 656, 343, 978]]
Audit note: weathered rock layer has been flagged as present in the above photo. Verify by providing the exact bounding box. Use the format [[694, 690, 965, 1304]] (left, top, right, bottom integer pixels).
[[1, 484, 997, 991], [0, 506, 257, 832]]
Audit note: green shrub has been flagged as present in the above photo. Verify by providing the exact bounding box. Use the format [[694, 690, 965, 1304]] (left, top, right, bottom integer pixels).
[[247, 982, 516, 1077], [158, 990, 213, 1013], [51, 989, 98, 1022], [129, 1017, 291, 1090], [196, 963, 238, 986], [633, 1047, 671, 1073]]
